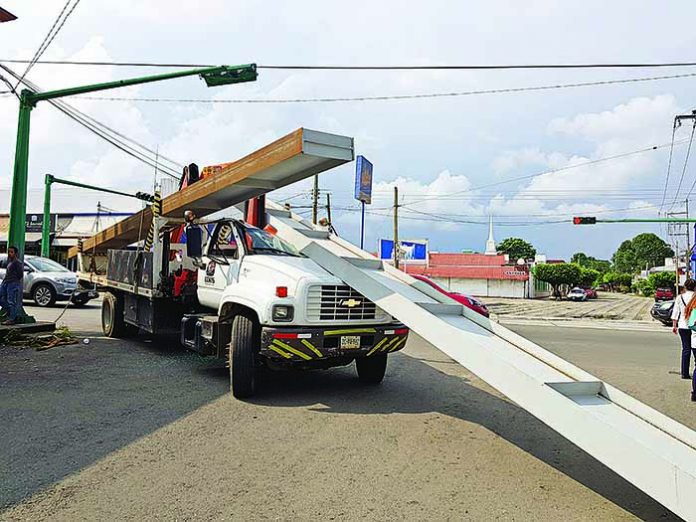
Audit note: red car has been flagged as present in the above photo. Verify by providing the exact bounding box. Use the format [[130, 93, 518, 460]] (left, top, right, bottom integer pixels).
[[583, 287, 598, 299], [412, 275, 489, 317], [655, 287, 675, 302]]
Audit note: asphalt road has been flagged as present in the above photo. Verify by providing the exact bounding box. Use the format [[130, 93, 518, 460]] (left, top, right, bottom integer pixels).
[[0, 302, 691, 520]]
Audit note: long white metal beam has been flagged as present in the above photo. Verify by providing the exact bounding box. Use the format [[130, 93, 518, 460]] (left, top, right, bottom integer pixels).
[[266, 202, 696, 521]]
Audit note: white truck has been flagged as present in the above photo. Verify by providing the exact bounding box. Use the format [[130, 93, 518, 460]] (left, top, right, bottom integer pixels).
[[96, 216, 408, 398]]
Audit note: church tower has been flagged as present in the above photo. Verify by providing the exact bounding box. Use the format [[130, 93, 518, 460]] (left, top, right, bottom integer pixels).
[[484, 215, 497, 255]]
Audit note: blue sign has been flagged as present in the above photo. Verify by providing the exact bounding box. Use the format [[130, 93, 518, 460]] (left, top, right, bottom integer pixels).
[[379, 239, 428, 262], [354, 155, 373, 204]]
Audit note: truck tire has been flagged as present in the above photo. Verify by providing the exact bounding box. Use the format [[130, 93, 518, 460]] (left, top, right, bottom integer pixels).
[[101, 292, 136, 338], [32, 283, 56, 307], [228, 313, 258, 398], [356, 353, 388, 384]]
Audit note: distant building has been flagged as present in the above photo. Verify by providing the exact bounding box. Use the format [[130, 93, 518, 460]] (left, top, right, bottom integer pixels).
[[397, 218, 552, 298], [0, 212, 133, 263], [403, 252, 533, 298]]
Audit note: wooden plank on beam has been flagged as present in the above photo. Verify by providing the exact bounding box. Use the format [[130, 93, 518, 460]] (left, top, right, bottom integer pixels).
[[67, 128, 353, 258]]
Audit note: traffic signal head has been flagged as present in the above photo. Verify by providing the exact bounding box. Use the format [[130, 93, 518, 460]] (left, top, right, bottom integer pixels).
[[573, 216, 597, 225]]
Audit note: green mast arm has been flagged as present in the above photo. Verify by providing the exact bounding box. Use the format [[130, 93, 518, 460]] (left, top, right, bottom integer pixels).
[[28, 64, 257, 103]]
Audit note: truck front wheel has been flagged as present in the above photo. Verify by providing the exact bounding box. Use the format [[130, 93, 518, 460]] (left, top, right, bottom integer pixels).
[[356, 353, 388, 384], [101, 292, 136, 338], [228, 313, 259, 398]]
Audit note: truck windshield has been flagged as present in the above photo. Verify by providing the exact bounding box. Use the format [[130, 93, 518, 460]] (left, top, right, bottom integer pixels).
[[243, 226, 301, 257]]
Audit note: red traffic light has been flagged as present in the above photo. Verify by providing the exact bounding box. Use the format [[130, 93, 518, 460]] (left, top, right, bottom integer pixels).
[[573, 217, 596, 225]]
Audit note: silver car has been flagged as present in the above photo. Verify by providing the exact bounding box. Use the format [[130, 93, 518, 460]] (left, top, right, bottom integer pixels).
[[0, 254, 97, 307]]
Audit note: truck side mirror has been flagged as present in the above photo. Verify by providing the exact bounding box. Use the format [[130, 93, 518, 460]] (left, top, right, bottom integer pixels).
[[185, 225, 203, 258]]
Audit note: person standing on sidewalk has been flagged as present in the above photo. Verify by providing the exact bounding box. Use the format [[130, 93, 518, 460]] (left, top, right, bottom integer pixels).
[[672, 278, 696, 379], [0, 246, 23, 325]]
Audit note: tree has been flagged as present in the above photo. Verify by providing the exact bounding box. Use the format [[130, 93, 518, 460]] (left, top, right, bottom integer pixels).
[[612, 240, 638, 273], [577, 267, 600, 288], [571, 252, 611, 274], [498, 237, 536, 262], [603, 272, 633, 292], [648, 271, 676, 291], [611, 234, 674, 273], [570, 252, 588, 266], [632, 233, 674, 269], [533, 263, 581, 298]]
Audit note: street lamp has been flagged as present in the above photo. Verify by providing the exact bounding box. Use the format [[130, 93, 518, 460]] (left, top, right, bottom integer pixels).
[[7, 63, 257, 256]]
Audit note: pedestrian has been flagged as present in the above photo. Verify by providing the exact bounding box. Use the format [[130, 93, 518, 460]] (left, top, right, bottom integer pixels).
[[672, 279, 696, 380], [0, 245, 23, 325]]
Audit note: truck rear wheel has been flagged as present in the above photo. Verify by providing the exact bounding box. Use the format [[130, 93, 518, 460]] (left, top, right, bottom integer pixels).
[[228, 313, 259, 398], [101, 292, 136, 338], [356, 353, 388, 384]]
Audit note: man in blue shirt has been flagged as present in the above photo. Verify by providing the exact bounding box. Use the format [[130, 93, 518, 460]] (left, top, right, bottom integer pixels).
[[1, 246, 23, 325]]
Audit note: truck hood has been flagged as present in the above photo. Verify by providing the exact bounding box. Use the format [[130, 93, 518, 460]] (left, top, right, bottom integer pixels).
[[240, 255, 342, 286]]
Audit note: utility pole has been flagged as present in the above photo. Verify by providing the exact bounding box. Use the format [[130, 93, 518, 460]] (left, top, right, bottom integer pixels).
[[393, 186, 399, 269], [325, 193, 332, 226], [6, 63, 257, 256], [676, 240, 681, 290], [312, 175, 319, 225], [666, 201, 690, 280], [687, 199, 692, 278]]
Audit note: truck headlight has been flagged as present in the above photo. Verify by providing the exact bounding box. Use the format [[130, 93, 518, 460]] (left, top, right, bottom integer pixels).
[[272, 305, 294, 322]]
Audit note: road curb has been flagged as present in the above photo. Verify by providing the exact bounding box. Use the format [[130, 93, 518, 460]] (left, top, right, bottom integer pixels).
[[498, 317, 668, 332]]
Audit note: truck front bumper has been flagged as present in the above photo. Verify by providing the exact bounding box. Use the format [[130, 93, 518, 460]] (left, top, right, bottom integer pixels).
[[260, 324, 409, 362]]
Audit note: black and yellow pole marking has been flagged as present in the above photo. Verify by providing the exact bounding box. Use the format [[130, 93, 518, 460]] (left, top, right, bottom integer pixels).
[[143, 190, 162, 252]]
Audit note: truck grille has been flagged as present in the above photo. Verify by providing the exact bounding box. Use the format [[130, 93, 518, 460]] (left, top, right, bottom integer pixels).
[[307, 285, 378, 321]]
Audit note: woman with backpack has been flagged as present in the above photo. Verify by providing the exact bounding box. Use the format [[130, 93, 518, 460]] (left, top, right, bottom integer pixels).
[[677, 279, 696, 401], [672, 279, 696, 383]]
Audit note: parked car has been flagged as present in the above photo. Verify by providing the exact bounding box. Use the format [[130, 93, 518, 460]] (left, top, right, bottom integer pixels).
[[651, 300, 674, 326], [0, 254, 97, 307], [567, 287, 587, 301], [583, 287, 598, 299], [655, 287, 675, 302], [411, 274, 489, 317]]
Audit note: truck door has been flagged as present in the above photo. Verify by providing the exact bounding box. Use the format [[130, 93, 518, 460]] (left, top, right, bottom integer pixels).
[[197, 222, 242, 309]]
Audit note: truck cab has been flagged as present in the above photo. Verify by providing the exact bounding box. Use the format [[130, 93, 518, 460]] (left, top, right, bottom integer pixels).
[[182, 218, 408, 397]]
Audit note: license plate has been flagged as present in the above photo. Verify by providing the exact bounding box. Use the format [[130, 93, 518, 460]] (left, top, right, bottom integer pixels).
[[340, 335, 361, 350]]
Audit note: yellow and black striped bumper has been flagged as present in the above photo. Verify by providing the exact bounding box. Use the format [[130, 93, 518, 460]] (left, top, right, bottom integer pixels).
[[260, 324, 409, 362]]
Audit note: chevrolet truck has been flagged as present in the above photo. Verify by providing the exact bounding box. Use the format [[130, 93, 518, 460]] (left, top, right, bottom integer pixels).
[[95, 216, 408, 398]]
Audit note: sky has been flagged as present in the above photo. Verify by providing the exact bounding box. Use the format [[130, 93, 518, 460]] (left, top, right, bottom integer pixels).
[[2, 1, 696, 260]]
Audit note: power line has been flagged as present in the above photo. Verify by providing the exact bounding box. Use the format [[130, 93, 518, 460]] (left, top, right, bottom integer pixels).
[[0, 63, 182, 180], [659, 123, 679, 215], [14, 0, 81, 89], [668, 120, 696, 212], [396, 140, 687, 209], [71, 72, 696, 105], [5, 58, 696, 70]]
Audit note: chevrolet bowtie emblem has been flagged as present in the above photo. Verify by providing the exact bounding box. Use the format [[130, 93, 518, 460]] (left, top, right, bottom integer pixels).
[[341, 298, 362, 308]]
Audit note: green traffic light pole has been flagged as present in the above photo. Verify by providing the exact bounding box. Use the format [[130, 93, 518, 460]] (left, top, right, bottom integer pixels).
[[573, 217, 696, 223], [8, 63, 257, 257], [41, 174, 155, 258]]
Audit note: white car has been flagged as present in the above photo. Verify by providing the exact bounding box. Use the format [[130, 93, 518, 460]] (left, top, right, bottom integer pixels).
[[0, 254, 97, 307], [567, 287, 587, 302]]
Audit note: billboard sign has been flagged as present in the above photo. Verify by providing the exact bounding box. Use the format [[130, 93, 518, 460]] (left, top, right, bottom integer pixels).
[[378, 239, 428, 264], [354, 155, 373, 204], [25, 213, 56, 233]]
